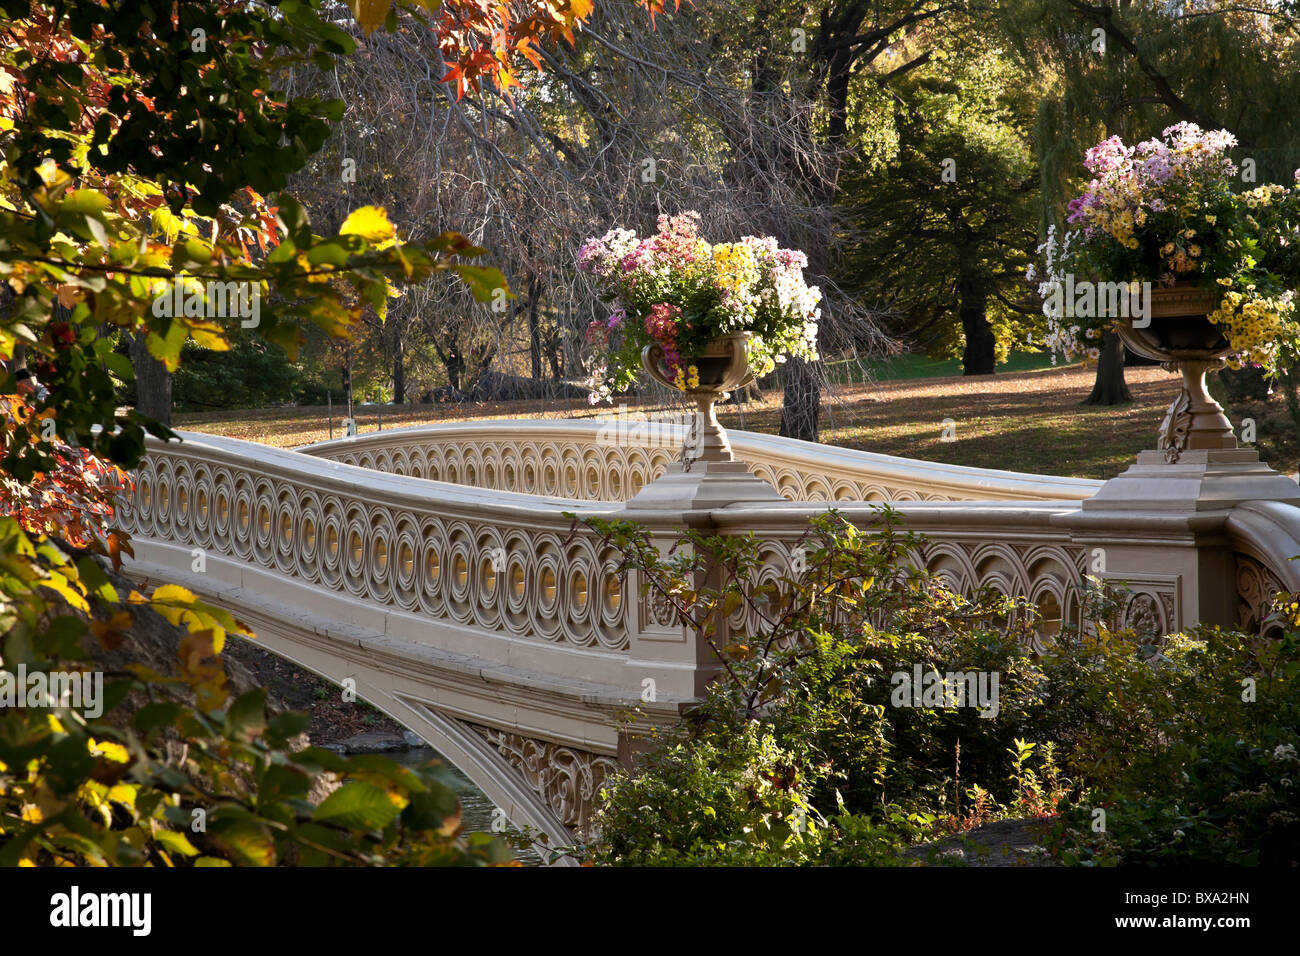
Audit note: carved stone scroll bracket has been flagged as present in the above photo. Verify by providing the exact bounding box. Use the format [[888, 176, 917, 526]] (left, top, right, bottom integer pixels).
[[469, 724, 621, 831], [1236, 555, 1286, 636], [1157, 388, 1193, 464]]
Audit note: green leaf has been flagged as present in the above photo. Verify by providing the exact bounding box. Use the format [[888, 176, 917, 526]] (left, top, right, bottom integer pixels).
[[145, 321, 188, 372], [402, 781, 462, 835], [134, 701, 185, 734], [225, 689, 267, 741], [104, 351, 134, 381], [61, 189, 111, 215], [454, 264, 511, 303], [209, 820, 277, 866], [154, 829, 200, 857], [313, 781, 405, 831]]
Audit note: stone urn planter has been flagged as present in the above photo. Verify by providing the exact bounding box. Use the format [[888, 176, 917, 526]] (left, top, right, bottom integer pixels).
[[1115, 283, 1235, 463], [626, 331, 783, 510], [1086, 282, 1300, 513], [641, 331, 755, 464]]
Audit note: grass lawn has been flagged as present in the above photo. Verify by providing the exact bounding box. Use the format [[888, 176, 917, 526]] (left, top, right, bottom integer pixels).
[[824, 349, 1070, 384], [171, 363, 1223, 480]]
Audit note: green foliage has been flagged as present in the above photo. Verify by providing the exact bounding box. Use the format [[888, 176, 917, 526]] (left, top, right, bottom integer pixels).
[[578, 510, 1300, 866], [174, 336, 300, 412], [1047, 616, 1300, 866], [0, 0, 515, 868], [1001, 0, 1300, 216], [840, 41, 1043, 367], [2, 0, 355, 216]]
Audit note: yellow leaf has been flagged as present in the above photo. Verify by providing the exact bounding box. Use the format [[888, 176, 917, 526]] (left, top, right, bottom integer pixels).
[[90, 739, 131, 764], [39, 573, 88, 613], [107, 783, 139, 808], [340, 205, 396, 242], [347, 0, 392, 34], [153, 584, 198, 604], [188, 324, 230, 351]]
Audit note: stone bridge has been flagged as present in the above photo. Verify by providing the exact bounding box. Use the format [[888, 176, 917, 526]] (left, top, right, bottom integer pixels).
[[116, 419, 1300, 847]]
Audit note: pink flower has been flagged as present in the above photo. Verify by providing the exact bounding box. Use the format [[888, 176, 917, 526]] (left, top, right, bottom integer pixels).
[[645, 302, 681, 344]]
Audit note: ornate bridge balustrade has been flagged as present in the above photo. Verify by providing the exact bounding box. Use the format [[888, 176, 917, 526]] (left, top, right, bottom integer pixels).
[[696, 497, 1300, 645], [300, 420, 1101, 503], [117, 423, 1300, 846], [116, 431, 696, 841]]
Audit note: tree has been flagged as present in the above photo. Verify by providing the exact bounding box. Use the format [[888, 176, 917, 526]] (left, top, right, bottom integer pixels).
[[772, 0, 976, 438], [0, 0, 629, 866], [840, 42, 1043, 375], [279, 1, 906, 424]]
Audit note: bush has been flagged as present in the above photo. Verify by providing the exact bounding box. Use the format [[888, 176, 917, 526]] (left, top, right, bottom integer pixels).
[[578, 509, 1300, 866]]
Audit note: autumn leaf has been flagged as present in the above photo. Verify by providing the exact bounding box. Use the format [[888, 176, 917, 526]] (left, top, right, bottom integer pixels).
[[153, 583, 198, 604], [348, 0, 393, 35], [340, 205, 396, 242], [105, 531, 134, 572], [90, 610, 133, 651]]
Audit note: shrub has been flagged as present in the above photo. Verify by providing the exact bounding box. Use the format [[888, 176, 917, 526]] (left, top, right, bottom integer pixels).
[[578, 509, 1300, 866]]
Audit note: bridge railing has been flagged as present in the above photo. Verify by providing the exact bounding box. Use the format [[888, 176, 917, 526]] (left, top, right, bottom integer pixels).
[[116, 430, 703, 835], [298, 419, 1101, 503], [117, 431, 644, 659]]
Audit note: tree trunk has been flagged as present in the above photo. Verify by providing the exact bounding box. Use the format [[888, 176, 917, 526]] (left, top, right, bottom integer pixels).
[[778, 357, 820, 442], [527, 274, 542, 381], [960, 306, 996, 376], [1280, 367, 1300, 437], [392, 331, 405, 405], [546, 330, 563, 382], [129, 331, 172, 426], [774, 19, 857, 444], [1081, 330, 1133, 405]]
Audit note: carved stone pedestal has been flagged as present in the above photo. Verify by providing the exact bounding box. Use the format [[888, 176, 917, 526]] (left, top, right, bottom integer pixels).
[[624, 459, 784, 511], [1083, 448, 1300, 513]]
